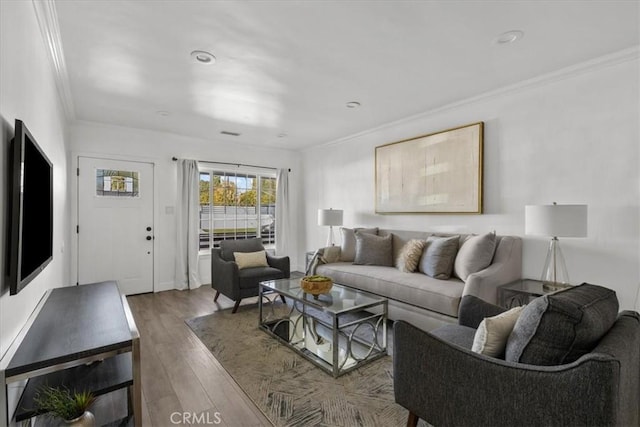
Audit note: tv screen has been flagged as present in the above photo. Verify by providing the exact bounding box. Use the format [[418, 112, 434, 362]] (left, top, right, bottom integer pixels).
[[6, 119, 53, 295]]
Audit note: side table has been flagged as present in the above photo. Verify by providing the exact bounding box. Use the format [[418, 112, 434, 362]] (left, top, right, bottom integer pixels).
[[498, 279, 571, 308]]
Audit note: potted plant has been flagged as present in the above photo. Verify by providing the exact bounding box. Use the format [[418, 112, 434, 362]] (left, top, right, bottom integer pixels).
[[33, 385, 96, 426]]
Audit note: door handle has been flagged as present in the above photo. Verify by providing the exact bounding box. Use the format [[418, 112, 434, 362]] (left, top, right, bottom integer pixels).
[[146, 226, 152, 231], [146, 236, 152, 241]]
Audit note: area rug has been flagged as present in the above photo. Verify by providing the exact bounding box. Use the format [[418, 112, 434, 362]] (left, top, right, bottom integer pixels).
[[186, 301, 411, 427]]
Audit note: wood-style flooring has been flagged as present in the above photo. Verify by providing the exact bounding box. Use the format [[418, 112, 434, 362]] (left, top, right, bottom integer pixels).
[[126, 286, 272, 427]]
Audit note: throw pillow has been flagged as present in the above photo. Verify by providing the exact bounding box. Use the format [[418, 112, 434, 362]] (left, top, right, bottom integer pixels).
[[340, 227, 378, 262], [234, 250, 269, 269], [320, 246, 341, 264], [472, 305, 524, 357], [396, 239, 427, 272], [353, 233, 393, 266], [454, 231, 497, 281], [418, 236, 459, 279], [505, 283, 619, 366]]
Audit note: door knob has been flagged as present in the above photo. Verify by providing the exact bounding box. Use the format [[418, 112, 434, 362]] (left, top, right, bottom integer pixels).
[[146, 226, 152, 231], [146, 236, 152, 241]]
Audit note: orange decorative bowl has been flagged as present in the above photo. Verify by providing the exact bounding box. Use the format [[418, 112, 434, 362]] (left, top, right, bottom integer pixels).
[[300, 275, 333, 295]]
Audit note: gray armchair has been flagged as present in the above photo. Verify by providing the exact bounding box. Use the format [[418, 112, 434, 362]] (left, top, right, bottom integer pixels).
[[211, 238, 289, 313], [394, 285, 640, 427]]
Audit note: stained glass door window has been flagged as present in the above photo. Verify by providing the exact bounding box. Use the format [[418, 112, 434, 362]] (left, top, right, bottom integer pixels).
[[96, 169, 140, 197]]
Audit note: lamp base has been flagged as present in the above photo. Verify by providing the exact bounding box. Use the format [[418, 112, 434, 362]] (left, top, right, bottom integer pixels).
[[540, 237, 571, 289]]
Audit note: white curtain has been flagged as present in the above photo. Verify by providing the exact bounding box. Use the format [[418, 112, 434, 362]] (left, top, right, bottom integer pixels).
[[275, 168, 290, 256], [175, 159, 201, 290]]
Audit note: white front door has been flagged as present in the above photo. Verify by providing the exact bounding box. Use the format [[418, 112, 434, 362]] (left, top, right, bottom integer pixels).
[[77, 157, 154, 295]]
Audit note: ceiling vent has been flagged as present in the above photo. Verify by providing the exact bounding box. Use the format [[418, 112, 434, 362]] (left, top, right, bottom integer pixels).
[[220, 130, 241, 136]]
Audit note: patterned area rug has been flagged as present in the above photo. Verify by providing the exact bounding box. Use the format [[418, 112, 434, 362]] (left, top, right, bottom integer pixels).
[[186, 301, 411, 427]]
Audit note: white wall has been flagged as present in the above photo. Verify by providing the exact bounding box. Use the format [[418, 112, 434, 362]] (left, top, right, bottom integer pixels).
[[300, 52, 640, 310], [0, 1, 71, 359], [69, 122, 301, 291]]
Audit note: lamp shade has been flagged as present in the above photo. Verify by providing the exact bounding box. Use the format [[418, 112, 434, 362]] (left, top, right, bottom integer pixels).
[[525, 204, 588, 237], [318, 209, 343, 226]]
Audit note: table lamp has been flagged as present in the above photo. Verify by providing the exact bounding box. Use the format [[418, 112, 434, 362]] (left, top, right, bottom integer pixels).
[[525, 203, 587, 289], [318, 208, 343, 247]]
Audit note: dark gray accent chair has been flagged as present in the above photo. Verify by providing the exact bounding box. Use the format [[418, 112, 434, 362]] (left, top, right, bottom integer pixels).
[[211, 238, 289, 313], [393, 283, 640, 427]]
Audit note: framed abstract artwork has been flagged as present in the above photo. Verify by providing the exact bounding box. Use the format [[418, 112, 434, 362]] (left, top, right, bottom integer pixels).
[[375, 122, 483, 214]]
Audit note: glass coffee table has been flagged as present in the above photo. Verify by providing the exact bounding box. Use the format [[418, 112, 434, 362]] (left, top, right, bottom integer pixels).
[[259, 278, 388, 377]]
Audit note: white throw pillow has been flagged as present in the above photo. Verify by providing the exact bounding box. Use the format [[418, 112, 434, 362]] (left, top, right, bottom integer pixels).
[[234, 250, 268, 269], [472, 306, 524, 357]]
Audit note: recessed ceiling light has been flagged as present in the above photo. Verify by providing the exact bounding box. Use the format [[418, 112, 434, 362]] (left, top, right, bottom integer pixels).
[[190, 50, 216, 64], [346, 101, 361, 109], [495, 30, 524, 44], [156, 110, 170, 117]]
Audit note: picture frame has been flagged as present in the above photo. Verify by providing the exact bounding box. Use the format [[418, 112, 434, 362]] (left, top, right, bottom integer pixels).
[[375, 122, 483, 214]]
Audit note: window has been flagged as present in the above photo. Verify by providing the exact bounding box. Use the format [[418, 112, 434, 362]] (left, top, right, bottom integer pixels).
[[96, 169, 139, 197], [199, 168, 276, 250]]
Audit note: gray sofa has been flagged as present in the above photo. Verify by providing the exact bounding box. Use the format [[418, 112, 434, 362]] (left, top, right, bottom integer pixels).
[[314, 229, 522, 331], [394, 284, 640, 426]]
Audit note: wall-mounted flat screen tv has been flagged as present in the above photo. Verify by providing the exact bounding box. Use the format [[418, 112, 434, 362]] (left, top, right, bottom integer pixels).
[[6, 119, 53, 295]]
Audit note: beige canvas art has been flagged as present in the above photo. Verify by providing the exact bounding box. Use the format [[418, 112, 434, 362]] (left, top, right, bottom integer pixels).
[[375, 122, 483, 214]]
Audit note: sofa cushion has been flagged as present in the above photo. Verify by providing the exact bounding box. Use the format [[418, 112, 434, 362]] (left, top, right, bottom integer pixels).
[[472, 305, 524, 357], [354, 233, 393, 266], [505, 283, 619, 365], [340, 227, 378, 262], [396, 239, 427, 273], [418, 236, 459, 279], [219, 237, 264, 261], [454, 231, 497, 281], [315, 263, 464, 317]]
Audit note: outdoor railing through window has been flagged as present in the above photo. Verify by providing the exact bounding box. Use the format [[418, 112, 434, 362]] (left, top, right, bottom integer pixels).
[[199, 169, 276, 250]]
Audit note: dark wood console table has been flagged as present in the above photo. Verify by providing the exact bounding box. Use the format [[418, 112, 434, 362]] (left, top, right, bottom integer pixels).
[[1, 281, 141, 425]]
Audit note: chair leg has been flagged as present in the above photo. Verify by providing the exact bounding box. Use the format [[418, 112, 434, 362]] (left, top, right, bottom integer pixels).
[[213, 291, 220, 302], [232, 300, 241, 313], [280, 295, 286, 304], [407, 411, 419, 427]]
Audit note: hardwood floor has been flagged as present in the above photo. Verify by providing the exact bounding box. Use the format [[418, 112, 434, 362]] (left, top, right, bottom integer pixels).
[[126, 286, 272, 427]]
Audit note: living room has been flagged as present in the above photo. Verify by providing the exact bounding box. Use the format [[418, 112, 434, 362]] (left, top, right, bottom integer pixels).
[[1, 1, 639, 426]]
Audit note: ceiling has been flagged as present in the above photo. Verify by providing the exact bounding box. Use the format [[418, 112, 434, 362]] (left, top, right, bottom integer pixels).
[[53, 1, 639, 151]]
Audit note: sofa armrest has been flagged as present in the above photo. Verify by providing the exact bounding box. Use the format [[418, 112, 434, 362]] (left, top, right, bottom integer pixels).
[[306, 246, 341, 275], [211, 248, 240, 299], [393, 320, 620, 427], [457, 295, 506, 328], [462, 236, 522, 304], [267, 253, 290, 278]]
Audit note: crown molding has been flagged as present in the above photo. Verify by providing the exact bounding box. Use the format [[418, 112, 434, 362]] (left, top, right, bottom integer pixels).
[[32, 0, 75, 120], [310, 46, 640, 151]]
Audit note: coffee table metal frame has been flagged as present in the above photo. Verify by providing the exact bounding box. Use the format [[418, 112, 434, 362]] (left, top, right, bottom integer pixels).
[[259, 278, 388, 378]]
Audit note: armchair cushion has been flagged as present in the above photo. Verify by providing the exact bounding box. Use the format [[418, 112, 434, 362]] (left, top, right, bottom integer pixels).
[[234, 250, 268, 269], [219, 238, 264, 261], [430, 324, 476, 349], [506, 283, 619, 365], [472, 305, 524, 357], [238, 266, 286, 289], [458, 295, 506, 329]]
